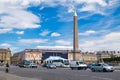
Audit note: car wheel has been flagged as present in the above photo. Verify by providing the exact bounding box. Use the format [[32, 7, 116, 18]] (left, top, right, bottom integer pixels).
[[77, 67, 80, 70], [103, 68, 106, 72], [91, 68, 95, 72], [84, 68, 87, 70], [71, 67, 73, 70]]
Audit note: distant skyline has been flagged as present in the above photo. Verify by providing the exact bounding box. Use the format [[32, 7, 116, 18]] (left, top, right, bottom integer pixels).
[[0, 0, 120, 53]]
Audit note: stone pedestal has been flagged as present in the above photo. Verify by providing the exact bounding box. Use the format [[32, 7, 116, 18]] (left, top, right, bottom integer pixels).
[[68, 51, 83, 61]]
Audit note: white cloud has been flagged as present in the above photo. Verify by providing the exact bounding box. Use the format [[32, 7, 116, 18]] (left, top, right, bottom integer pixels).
[[57, 0, 119, 21], [0, 28, 12, 34], [55, 40, 71, 45], [10, 47, 21, 54], [19, 38, 48, 44], [79, 30, 96, 36], [0, 0, 119, 28], [104, 32, 120, 42], [0, 9, 40, 29], [37, 32, 120, 51], [40, 30, 50, 36], [80, 32, 120, 51], [22, 0, 110, 16], [51, 32, 61, 37], [0, 43, 11, 47], [0, 0, 40, 32], [36, 45, 72, 50], [78, 0, 107, 15], [16, 31, 24, 35], [40, 6, 44, 10], [41, 0, 107, 14]]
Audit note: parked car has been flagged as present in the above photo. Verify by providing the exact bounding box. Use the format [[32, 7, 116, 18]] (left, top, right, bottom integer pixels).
[[46, 64, 57, 69], [0, 63, 4, 66], [90, 63, 114, 72], [28, 63, 38, 68], [70, 61, 87, 70], [87, 63, 95, 69], [18, 60, 30, 68]]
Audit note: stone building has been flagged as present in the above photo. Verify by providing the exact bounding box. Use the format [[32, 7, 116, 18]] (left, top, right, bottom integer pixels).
[[12, 49, 42, 65], [96, 51, 120, 62], [0, 48, 11, 65], [11, 52, 22, 65], [108, 51, 120, 57], [68, 51, 97, 63], [24, 49, 42, 64], [82, 52, 97, 63], [12, 49, 99, 65]]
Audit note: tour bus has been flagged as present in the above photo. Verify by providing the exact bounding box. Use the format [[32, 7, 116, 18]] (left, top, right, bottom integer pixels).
[[43, 56, 69, 67]]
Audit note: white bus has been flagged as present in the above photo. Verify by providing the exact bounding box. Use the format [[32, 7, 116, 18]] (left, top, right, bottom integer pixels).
[[43, 56, 69, 67]]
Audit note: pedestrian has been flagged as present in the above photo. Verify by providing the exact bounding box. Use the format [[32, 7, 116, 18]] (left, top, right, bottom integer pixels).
[[5, 63, 9, 73]]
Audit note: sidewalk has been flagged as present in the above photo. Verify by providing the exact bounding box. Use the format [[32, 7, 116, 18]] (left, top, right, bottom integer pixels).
[[0, 71, 40, 80]]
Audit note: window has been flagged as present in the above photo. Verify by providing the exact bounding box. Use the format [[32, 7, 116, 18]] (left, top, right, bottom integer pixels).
[[76, 62, 79, 65], [98, 64, 101, 66]]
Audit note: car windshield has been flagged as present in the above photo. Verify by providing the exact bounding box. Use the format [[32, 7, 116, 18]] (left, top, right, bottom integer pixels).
[[79, 62, 85, 64], [30, 63, 36, 65], [102, 64, 109, 66], [51, 64, 55, 66]]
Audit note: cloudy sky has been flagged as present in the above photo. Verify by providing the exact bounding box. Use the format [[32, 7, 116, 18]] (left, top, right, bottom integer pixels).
[[0, 0, 120, 53]]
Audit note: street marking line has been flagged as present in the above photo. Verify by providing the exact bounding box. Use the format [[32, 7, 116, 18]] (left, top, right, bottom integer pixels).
[[92, 76, 113, 80]]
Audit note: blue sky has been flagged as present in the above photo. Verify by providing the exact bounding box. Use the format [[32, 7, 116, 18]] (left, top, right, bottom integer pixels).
[[0, 0, 120, 53]]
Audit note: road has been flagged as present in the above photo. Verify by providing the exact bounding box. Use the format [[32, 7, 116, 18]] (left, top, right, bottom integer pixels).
[[0, 66, 120, 80]]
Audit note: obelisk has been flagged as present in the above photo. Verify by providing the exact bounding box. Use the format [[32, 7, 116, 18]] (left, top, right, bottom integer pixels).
[[73, 11, 79, 60]]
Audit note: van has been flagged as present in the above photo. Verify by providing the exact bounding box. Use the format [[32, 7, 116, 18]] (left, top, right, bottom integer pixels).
[[70, 61, 87, 70]]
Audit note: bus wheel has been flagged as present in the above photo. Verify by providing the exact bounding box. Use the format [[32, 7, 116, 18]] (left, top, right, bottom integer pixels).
[[71, 67, 74, 70]]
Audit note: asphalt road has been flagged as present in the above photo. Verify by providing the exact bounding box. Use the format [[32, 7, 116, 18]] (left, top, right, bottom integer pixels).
[[0, 66, 120, 80]]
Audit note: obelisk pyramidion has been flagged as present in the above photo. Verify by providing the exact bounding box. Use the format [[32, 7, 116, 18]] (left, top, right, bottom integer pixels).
[[73, 11, 79, 60]]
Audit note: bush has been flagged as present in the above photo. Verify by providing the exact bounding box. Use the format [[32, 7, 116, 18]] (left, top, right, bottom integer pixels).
[[103, 57, 120, 62]]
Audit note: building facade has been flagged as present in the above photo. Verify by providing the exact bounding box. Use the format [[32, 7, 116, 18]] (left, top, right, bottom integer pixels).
[[11, 49, 99, 64], [68, 51, 97, 63], [0, 48, 11, 65], [24, 49, 42, 64], [96, 51, 120, 62], [11, 52, 23, 65], [82, 52, 97, 63], [12, 49, 42, 65]]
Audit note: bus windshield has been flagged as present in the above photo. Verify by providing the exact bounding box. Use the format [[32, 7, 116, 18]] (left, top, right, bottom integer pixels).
[[79, 62, 85, 64], [63, 60, 69, 65], [52, 59, 69, 65]]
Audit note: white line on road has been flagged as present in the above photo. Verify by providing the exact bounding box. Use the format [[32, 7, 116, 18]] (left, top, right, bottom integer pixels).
[[92, 76, 113, 80]]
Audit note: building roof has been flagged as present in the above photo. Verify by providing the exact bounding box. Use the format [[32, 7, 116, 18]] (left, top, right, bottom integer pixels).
[[45, 56, 67, 61]]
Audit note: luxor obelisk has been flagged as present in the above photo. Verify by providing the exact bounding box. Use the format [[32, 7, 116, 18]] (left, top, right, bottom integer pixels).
[[73, 11, 80, 61]]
